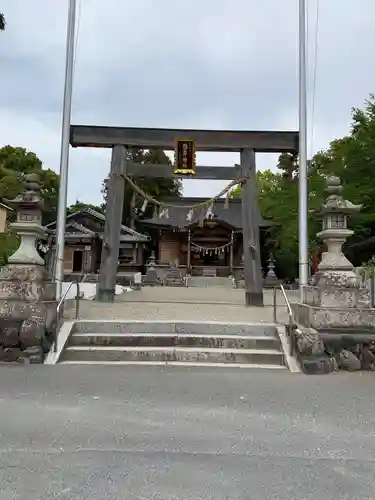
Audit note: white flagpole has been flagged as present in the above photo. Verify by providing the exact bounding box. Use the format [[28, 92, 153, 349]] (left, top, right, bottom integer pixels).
[[299, 0, 309, 298], [55, 0, 77, 298]]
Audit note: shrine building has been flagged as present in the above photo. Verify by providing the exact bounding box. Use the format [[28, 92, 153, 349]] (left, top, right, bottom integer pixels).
[[45, 207, 150, 278], [140, 197, 271, 279], [44, 198, 271, 282]]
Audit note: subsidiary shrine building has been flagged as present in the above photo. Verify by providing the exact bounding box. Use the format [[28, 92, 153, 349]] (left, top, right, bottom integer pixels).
[[46, 208, 150, 277]]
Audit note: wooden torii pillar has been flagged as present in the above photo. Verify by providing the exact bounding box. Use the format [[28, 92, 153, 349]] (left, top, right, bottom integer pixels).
[[240, 148, 264, 306], [96, 145, 126, 302]]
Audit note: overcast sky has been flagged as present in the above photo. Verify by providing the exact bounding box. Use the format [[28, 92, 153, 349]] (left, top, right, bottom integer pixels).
[[0, 0, 373, 205]]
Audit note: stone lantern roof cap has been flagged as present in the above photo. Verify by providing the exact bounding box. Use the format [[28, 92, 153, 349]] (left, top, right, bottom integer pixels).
[[317, 175, 362, 215], [3, 173, 44, 210]]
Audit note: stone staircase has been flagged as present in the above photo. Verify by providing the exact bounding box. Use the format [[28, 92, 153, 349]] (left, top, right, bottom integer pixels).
[[53, 321, 287, 369]]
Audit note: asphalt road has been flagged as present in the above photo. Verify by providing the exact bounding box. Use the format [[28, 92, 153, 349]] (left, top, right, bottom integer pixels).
[[1, 366, 375, 499]]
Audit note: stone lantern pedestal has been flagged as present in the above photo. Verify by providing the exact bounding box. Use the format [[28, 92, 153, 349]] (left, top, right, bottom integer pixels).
[[291, 176, 375, 372], [0, 174, 57, 363], [143, 251, 159, 286], [264, 256, 281, 288]]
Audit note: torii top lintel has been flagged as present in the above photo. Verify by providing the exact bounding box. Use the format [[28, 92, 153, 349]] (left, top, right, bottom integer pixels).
[[70, 125, 299, 153]]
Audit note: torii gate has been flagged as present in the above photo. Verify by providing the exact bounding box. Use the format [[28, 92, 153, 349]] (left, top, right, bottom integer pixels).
[[70, 125, 299, 306]]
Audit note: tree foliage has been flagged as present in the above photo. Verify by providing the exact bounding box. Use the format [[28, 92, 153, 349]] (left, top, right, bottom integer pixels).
[[0, 233, 19, 267], [67, 200, 105, 216], [231, 163, 304, 279], [0, 13, 6, 31], [230, 95, 375, 278], [0, 145, 60, 225], [101, 148, 182, 226]]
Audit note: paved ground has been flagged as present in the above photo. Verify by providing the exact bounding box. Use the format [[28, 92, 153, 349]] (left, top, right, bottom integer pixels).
[[68, 288, 296, 323], [1, 365, 375, 499]]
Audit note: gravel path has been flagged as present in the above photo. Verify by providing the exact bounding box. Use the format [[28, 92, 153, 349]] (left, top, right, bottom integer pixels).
[[67, 288, 295, 323]]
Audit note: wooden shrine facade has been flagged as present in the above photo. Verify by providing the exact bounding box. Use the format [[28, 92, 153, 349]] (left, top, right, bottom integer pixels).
[[70, 124, 299, 305], [141, 198, 270, 278]]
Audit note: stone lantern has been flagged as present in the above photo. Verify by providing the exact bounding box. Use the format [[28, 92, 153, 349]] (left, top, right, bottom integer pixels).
[[264, 255, 281, 288], [314, 176, 361, 289], [6, 173, 46, 265], [0, 173, 57, 364], [290, 175, 375, 374]]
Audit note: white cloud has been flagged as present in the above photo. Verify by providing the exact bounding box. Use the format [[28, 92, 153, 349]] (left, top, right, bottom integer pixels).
[[0, 0, 373, 205]]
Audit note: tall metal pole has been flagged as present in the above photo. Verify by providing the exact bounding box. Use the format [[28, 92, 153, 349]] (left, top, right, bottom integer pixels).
[[55, 0, 77, 299], [299, 0, 309, 299]]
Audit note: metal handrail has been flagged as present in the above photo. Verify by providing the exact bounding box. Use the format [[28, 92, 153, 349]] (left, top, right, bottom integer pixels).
[[54, 281, 80, 352], [280, 284, 294, 319], [273, 284, 297, 356]]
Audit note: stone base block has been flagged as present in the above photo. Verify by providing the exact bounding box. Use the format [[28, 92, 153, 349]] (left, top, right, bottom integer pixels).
[[0, 299, 57, 363], [0, 299, 57, 331], [291, 302, 375, 372], [0, 264, 56, 302], [299, 354, 336, 374], [303, 285, 361, 308], [292, 302, 375, 330], [263, 279, 282, 289]]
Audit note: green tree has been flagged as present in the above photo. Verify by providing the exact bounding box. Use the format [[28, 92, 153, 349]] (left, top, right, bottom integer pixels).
[[67, 200, 105, 216], [307, 95, 375, 264], [231, 162, 323, 279], [230, 169, 281, 201], [0, 233, 19, 267], [0, 14, 6, 31], [278, 152, 298, 180], [230, 95, 375, 277], [101, 148, 182, 227], [0, 145, 60, 225]]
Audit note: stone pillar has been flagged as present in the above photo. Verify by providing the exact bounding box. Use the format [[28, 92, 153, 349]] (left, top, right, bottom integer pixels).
[[229, 230, 234, 275], [0, 174, 57, 363], [187, 230, 191, 273], [132, 244, 138, 264], [83, 246, 91, 273], [137, 243, 143, 265], [240, 149, 264, 306], [97, 145, 126, 302]]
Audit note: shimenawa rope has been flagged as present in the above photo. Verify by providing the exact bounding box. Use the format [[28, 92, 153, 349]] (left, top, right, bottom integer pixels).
[[117, 173, 244, 210]]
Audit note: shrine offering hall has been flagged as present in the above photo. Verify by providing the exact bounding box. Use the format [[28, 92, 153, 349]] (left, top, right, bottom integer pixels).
[[142, 198, 271, 278]]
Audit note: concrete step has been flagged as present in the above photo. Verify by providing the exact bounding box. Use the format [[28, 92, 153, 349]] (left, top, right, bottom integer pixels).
[[71, 321, 278, 336], [68, 333, 281, 350], [60, 346, 285, 365], [59, 360, 287, 369], [52, 320, 287, 369]]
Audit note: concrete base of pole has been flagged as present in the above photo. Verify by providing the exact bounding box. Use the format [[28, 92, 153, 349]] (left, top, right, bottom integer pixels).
[[245, 291, 264, 307]]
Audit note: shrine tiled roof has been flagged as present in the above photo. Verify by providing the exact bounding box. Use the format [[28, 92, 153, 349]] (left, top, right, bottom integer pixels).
[[141, 198, 271, 229], [62, 221, 95, 240], [82, 208, 149, 241], [46, 207, 150, 242]]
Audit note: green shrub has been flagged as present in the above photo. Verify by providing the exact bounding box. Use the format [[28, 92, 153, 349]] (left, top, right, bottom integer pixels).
[[0, 232, 19, 267]]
